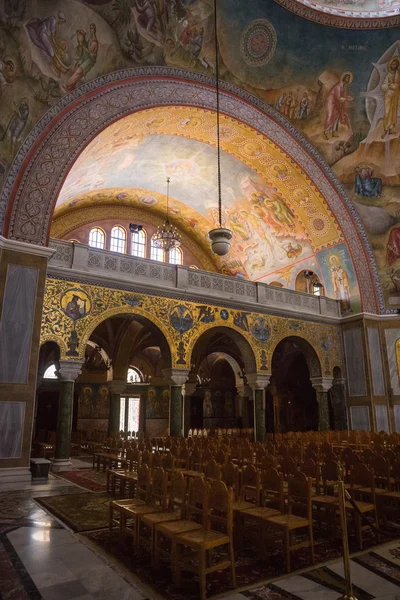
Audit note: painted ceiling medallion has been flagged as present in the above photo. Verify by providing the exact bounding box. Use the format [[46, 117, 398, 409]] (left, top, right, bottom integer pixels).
[[273, 0, 400, 28], [241, 19, 277, 67]]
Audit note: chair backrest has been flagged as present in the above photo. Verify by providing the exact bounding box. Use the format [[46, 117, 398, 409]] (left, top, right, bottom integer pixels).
[[288, 470, 312, 520], [207, 480, 233, 536], [162, 452, 175, 471], [137, 463, 151, 501], [190, 447, 202, 470], [215, 448, 228, 465], [350, 462, 375, 493], [260, 467, 284, 513], [204, 459, 221, 482], [240, 464, 260, 504], [281, 456, 297, 479], [150, 467, 168, 509], [201, 447, 213, 464], [261, 454, 277, 470], [187, 476, 208, 526], [300, 457, 319, 480], [221, 461, 239, 497], [152, 451, 162, 469], [141, 449, 152, 466], [169, 470, 188, 517], [321, 459, 340, 490]]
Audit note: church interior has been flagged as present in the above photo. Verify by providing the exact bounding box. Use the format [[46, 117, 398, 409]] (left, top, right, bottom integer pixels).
[[3, 0, 400, 598]]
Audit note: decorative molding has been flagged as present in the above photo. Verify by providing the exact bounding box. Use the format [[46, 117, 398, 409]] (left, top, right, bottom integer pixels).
[[162, 368, 191, 386], [273, 0, 400, 29], [310, 376, 334, 392], [0, 69, 380, 313], [57, 359, 84, 382], [0, 235, 55, 258], [247, 373, 272, 390]]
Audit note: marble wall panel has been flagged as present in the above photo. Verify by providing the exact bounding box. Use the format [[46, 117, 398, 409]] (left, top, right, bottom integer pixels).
[[394, 406, 400, 432], [77, 419, 108, 435], [375, 405, 389, 433], [367, 328, 386, 397], [344, 329, 367, 397], [350, 406, 370, 431], [0, 264, 38, 383], [0, 402, 25, 458], [146, 419, 169, 439], [384, 329, 400, 396]]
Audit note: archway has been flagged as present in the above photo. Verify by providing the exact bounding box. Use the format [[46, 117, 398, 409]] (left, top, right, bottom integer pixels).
[[1, 70, 379, 312], [187, 326, 257, 432], [270, 336, 324, 432], [33, 342, 61, 450]]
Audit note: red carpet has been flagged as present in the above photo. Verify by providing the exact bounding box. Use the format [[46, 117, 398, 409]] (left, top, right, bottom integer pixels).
[[54, 469, 107, 492]]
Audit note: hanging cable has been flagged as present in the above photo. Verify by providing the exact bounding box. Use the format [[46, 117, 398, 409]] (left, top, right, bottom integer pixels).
[[214, 0, 222, 227]]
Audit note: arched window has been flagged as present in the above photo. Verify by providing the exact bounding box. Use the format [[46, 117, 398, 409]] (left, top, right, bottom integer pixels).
[[127, 367, 144, 383], [88, 227, 105, 249], [150, 236, 164, 262], [131, 229, 146, 258], [110, 226, 126, 253], [169, 247, 182, 265], [43, 364, 58, 379]]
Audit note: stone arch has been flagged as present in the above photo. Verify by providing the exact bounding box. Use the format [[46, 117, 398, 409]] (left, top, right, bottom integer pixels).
[[77, 307, 174, 366], [188, 325, 257, 376], [271, 335, 322, 378], [0, 68, 380, 312]]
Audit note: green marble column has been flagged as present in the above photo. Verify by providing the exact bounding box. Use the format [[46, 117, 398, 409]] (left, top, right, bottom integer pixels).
[[54, 380, 74, 461], [109, 393, 121, 436], [139, 390, 147, 435], [52, 360, 83, 473], [170, 385, 182, 438], [254, 388, 266, 443], [316, 390, 330, 431]]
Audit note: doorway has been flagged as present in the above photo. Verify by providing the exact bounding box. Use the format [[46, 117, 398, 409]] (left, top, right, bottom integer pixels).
[[120, 396, 140, 435]]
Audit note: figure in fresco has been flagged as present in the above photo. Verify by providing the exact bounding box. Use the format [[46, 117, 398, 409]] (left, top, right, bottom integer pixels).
[[323, 72, 355, 140], [65, 294, 87, 321], [275, 92, 287, 113], [330, 255, 352, 313], [0, 98, 29, 154], [233, 311, 250, 331], [189, 27, 204, 66], [26, 11, 67, 63], [203, 390, 213, 417], [197, 305, 215, 323], [147, 389, 157, 418], [283, 92, 297, 120], [381, 58, 400, 139], [297, 92, 309, 120], [65, 24, 98, 92], [0, 57, 15, 95], [161, 388, 169, 417], [386, 225, 400, 266], [135, 0, 157, 32], [224, 391, 233, 417], [264, 195, 295, 231], [355, 166, 382, 198]]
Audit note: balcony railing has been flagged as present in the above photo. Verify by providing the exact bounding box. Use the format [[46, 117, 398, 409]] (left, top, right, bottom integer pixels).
[[48, 239, 341, 320]]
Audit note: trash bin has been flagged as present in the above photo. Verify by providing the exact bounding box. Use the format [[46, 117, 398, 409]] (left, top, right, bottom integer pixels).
[[30, 458, 51, 481]]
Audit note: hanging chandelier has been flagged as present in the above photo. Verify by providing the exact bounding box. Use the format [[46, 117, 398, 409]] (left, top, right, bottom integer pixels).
[[152, 177, 181, 252], [208, 0, 232, 257]]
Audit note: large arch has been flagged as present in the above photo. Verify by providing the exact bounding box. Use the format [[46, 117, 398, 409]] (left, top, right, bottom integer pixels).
[[0, 69, 380, 312], [271, 335, 322, 379]]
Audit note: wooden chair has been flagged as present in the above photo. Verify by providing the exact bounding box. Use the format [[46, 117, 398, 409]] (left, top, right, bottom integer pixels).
[[162, 452, 175, 472], [215, 448, 228, 465], [109, 461, 151, 534], [300, 458, 320, 494], [347, 463, 380, 550], [120, 467, 167, 550], [138, 470, 188, 564], [221, 461, 239, 499], [281, 456, 298, 480], [204, 459, 221, 482], [154, 475, 206, 571], [264, 471, 314, 573], [175, 480, 236, 600], [237, 464, 260, 506]]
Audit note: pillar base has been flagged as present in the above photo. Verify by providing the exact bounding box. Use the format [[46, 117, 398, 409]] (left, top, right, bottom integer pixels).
[[0, 467, 31, 487], [51, 458, 72, 472]]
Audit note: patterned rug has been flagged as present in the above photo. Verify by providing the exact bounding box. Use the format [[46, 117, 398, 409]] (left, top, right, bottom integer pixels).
[[35, 492, 110, 532], [53, 469, 108, 492], [83, 524, 394, 600]]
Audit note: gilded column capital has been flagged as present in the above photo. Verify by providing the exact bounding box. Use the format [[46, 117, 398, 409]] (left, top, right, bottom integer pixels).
[[247, 373, 271, 391], [310, 377, 333, 392], [162, 368, 191, 387]]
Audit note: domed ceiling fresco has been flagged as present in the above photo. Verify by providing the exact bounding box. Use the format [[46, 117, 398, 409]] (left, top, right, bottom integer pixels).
[[273, 0, 400, 25], [56, 106, 360, 311], [1, 0, 400, 308]]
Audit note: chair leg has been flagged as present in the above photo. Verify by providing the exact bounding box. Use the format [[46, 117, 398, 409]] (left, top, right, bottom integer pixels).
[[109, 503, 113, 531], [309, 524, 315, 565], [229, 540, 236, 588], [199, 547, 207, 600], [355, 513, 362, 550], [284, 528, 290, 573], [174, 541, 181, 586], [154, 529, 160, 569]]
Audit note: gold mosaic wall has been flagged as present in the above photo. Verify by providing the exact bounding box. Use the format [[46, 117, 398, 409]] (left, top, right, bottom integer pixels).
[[42, 277, 342, 376]]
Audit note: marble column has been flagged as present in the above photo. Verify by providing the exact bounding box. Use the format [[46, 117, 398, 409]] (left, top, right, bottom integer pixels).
[[139, 389, 147, 436], [162, 368, 190, 437], [182, 381, 197, 436], [311, 377, 333, 431], [330, 377, 348, 430], [247, 374, 271, 443], [52, 360, 83, 472], [108, 381, 126, 437]]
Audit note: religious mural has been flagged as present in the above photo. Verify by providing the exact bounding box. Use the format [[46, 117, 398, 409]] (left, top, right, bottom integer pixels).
[[41, 277, 343, 378], [2, 0, 400, 307], [146, 386, 169, 419], [77, 383, 109, 419]]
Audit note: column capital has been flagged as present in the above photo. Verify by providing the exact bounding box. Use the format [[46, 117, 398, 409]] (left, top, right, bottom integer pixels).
[[310, 377, 333, 392], [162, 368, 191, 386], [183, 381, 197, 396], [247, 373, 271, 391], [57, 360, 84, 382], [108, 380, 126, 394], [332, 377, 346, 387]]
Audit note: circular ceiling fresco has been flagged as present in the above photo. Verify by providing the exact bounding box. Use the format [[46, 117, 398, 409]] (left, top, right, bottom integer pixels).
[[273, 0, 400, 28]]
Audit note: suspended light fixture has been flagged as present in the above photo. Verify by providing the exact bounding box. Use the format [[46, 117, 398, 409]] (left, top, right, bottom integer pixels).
[[152, 177, 181, 252], [208, 0, 232, 257]]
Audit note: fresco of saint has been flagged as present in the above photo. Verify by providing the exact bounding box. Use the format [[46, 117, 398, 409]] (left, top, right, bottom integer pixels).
[[323, 72, 355, 140], [330, 255, 352, 313], [381, 57, 400, 139]]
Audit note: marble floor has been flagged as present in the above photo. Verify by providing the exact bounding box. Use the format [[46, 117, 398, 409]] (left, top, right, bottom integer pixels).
[[1, 474, 400, 600]]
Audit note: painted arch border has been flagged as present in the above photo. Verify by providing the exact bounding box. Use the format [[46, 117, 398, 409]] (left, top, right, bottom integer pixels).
[[0, 67, 381, 313]]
